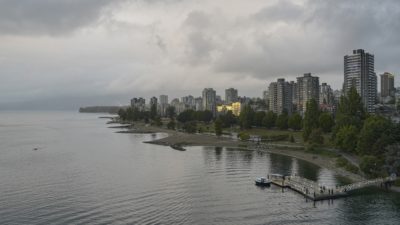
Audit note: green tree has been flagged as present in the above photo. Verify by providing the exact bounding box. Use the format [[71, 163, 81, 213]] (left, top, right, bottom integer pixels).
[[335, 125, 359, 152], [384, 144, 400, 175], [357, 116, 392, 155], [253, 111, 266, 127], [150, 103, 157, 119], [334, 86, 366, 136], [303, 99, 320, 141], [196, 110, 213, 123], [319, 112, 334, 133], [239, 105, 255, 129], [153, 116, 163, 127], [182, 121, 197, 133], [218, 111, 237, 128], [166, 106, 176, 119], [262, 111, 277, 129], [167, 119, 176, 130], [214, 118, 223, 136], [118, 108, 127, 121], [340, 86, 366, 121], [288, 113, 302, 130], [125, 107, 137, 121], [309, 128, 324, 145], [275, 112, 288, 130], [177, 110, 195, 123]]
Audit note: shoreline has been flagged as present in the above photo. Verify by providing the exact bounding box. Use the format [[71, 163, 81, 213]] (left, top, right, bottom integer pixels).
[[126, 122, 365, 183]]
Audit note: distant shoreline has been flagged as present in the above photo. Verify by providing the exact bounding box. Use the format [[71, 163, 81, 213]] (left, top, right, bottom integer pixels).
[[79, 106, 125, 114]]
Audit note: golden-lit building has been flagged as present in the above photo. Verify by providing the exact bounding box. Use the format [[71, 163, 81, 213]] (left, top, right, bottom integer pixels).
[[217, 102, 241, 116]]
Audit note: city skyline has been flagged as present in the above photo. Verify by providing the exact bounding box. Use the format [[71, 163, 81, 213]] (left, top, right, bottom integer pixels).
[[0, 0, 399, 110]]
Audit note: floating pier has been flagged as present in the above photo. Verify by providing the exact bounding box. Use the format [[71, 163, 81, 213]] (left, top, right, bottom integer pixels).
[[267, 174, 396, 201]]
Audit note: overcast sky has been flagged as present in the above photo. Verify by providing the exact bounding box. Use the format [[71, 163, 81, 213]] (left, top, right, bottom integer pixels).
[[0, 0, 399, 109]]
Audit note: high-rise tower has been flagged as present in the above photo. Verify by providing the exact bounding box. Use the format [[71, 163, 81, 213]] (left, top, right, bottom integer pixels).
[[202, 88, 217, 116], [380, 72, 395, 98], [296, 73, 319, 114], [344, 49, 377, 113]]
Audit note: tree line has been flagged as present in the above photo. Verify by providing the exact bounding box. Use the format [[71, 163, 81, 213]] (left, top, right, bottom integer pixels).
[[330, 87, 400, 177]]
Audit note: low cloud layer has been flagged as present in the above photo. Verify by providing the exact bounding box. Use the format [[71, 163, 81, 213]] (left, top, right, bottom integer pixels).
[[0, 0, 399, 109]]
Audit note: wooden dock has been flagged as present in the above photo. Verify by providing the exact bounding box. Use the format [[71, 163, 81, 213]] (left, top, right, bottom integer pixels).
[[267, 174, 397, 201]]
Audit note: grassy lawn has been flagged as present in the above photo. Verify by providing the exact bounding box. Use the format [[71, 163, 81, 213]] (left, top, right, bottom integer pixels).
[[196, 122, 215, 133], [228, 127, 335, 148], [162, 119, 335, 150], [236, 128, 304, 144], [395, 179, 400, 187]]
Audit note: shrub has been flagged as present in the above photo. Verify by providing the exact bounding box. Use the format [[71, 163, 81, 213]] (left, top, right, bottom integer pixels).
[[238, 132, 250, 141], [309, 128, 324, 145], [182, 121, 197, 133], [167, 120, 176, 130], [261, 134, 289, 142]]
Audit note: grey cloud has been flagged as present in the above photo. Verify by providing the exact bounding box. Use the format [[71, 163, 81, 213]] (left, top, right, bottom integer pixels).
[[184, 31, 215, 65], [252, 0, 304, 23], [154, 35, 167, 52], [0, 0, 121, 35], [0, 0, 399, 110], [305, 0, 400, 71], [205, 0, 400, 85], [306, 0, 400, 46], [180, 10, 219, 65], [183, 11, 211, 30]]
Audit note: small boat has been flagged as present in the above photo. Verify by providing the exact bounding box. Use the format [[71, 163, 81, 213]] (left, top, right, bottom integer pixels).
[[255, 177, 271, 186]]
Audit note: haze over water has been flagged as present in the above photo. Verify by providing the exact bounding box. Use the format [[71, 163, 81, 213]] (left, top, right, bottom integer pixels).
[[0, 111, 399, 225]]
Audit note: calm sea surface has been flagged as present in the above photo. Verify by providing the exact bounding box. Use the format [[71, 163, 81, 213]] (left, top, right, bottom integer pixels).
[[0, 111, 399, 225]]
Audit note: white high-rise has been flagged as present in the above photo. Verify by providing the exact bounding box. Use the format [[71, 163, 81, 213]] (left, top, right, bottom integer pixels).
[[202, 88, 217, 116], [268, 78, 292, 115], [225, 88, 238, 104], [130, 97, 146, 111], [181, 95, 195, 109], [380, 72, 395, 98], [344, 49, 377, 113], [159, 95, 168, 117], [296, 73, 319, 114], [320, 83, 334, 105]]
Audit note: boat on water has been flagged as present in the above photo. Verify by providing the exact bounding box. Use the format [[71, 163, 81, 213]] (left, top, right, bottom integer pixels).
[[255, 177, 271, 186]]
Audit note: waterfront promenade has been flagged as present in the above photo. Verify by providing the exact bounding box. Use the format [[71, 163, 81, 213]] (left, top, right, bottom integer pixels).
[[269, 174, 397, 201]]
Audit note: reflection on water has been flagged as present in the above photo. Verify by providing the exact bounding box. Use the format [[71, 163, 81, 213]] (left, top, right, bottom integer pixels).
[[0, 111, 399, 225]]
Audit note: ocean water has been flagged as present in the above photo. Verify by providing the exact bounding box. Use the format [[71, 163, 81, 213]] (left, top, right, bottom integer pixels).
[[0, 111, 399, 225]]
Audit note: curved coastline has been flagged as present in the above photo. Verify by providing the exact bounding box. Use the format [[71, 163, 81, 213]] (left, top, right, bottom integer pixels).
[[117, 121, 364, 183]]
